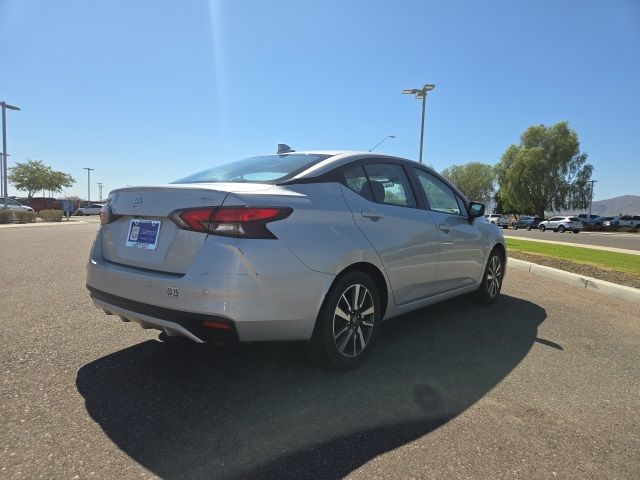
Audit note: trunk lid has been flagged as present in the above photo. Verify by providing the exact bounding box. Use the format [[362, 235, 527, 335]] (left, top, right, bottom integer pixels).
[[100, 183, 273, 273]]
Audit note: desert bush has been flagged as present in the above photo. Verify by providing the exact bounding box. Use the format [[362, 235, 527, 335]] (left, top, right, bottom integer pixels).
[[38, 209, 64, 222], [14, 210, 36, 223], [0, 209, 13, 224]]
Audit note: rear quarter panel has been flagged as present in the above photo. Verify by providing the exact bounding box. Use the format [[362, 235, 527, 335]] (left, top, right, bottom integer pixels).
[[221, 183, 387, 277]]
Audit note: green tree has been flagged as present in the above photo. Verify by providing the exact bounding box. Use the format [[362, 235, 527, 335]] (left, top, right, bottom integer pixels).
[[496, 122, 592, 217], [441, 161, 496, 204], [9, 159, 76, 198]]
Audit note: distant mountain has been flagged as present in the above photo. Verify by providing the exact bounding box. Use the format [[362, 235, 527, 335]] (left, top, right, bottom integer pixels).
[[590, 195, 640, 216]]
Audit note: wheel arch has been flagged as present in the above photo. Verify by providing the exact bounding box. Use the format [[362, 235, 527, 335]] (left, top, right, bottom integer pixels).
[[324, 262, 390, 320]]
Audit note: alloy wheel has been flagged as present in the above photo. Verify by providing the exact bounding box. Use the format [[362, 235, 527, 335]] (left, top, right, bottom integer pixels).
[[486, 255, 503, 298], [332, 283, 375, 357]]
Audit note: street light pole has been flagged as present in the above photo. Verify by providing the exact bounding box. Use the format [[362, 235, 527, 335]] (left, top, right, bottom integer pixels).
[[97, 182, 103, 202], [402, 83, 436, 163], [83, 167, 94, 204], [588, 179, 598, 220], [369, 135, 396, 152], [1, 101, 21, 209], [402, 84, 435, 164]]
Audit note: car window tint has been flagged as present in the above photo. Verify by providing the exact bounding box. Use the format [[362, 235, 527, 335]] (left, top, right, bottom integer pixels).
[[362, 164, 416, 207], [413, 169, 461, 215], [343, 165, 373, 201]]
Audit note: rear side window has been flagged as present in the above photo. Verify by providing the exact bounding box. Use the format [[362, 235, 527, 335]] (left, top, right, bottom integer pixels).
[[414, 169, 461, 215], [568, 217, 580, 221], [344, 166, 373, 200], [344, 163, 417, 207]]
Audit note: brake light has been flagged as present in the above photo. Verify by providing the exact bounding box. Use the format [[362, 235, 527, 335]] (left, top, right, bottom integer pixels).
[[169, 206, 292, 238], [100, 205, 121, 225]]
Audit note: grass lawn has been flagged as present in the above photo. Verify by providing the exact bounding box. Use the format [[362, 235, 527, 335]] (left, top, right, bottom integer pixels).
[[506, 238, 640, 276]]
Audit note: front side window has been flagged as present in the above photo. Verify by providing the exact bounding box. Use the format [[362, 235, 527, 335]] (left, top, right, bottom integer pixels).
[[173, 154, 330, 184], [414, 169, 461, 215]]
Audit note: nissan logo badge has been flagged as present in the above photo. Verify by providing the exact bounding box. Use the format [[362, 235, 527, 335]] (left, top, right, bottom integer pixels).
[[132, 196, 142, 210]]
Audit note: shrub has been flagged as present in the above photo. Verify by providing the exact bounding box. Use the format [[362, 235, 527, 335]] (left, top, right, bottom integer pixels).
[[0, 209, 13, 224], [38, 209, 64, 222], [14, 210, 36, 223]]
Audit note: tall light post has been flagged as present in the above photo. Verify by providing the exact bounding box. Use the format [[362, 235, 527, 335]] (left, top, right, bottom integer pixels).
[[84, 167, 94, 204], [402, 84, 435, 164], [1, 101, 21, 209], [97, 182, 103, 202], [369, 135, 396, 152], [588, 179, 598, 220]]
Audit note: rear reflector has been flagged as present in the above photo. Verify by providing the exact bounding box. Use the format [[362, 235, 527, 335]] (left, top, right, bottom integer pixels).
[[169, 206, 292, 239], [202, 320, 231, 331]]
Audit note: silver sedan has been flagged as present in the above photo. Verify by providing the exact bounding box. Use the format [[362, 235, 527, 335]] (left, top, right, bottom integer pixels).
[[86, 151, 506, 369]]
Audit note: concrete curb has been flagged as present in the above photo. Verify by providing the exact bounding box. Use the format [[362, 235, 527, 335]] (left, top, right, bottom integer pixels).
[[0, 220, 87, 229], [508, 258, 640, 304]]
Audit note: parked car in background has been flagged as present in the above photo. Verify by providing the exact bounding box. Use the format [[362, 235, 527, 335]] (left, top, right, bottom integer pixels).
[[0, 198, 34, 212], [76, 203, 105, 215], [577, 214, 604, 226], [485, 213, 510, 228], [23, 197, 63, 212], [513, 216, 544, 230], [86, 150, 506, 370], [538, 216, 582, 233], [604, 215, 640, 228]]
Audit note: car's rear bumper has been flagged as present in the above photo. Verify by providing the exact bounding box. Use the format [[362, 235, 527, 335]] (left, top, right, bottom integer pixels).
[[88, 286, 239, 343], [86, 234, 335, 342]]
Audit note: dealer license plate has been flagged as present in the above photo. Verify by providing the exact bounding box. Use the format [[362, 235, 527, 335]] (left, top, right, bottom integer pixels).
[[125, 219, 161, 250]]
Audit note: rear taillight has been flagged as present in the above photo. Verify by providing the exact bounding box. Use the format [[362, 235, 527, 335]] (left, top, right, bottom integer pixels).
[[100, 205, 121, 225], [168, 206, 292, 239]]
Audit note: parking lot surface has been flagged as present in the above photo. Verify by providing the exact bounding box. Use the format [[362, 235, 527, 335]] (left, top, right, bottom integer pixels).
[[505, 227, 640, 251], [1, 221, 639, 479]]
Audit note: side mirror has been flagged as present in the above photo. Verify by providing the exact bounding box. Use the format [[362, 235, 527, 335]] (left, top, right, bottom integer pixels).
[[468, 202, 485, 221]]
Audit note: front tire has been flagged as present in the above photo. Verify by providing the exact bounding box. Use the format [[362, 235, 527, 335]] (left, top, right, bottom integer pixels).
[[476, 249, 504, 304], [307, 271, 381, 370]]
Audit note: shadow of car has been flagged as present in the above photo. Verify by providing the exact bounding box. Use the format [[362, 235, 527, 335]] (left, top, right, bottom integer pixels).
[[76, 293, 546, 480]]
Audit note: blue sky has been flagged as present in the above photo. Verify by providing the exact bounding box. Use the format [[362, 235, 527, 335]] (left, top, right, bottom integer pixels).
[[1, 0, 639, 201]]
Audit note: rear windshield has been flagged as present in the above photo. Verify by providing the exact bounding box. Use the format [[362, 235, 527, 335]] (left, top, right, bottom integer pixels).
[[173, 154, 331, 184]]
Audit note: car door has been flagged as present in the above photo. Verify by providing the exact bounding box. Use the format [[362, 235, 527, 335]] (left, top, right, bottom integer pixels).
[[340, 162, 439, 305], [548, 217, 561, 228], [411, 168, 485, 294]]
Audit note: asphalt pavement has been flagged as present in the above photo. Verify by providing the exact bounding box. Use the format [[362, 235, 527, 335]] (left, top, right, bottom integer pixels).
[[504, 227, 640, 251], [1, 221, 639, 479]]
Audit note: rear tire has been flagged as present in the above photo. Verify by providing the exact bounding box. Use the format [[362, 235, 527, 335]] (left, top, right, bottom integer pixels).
[[306, 271, 381, 370], [476, 249, 504, 305], [573, 230, 580, 234], [539, 225, 546, 231], [558, 225, 566, 233], [526, 225, 531, 231]]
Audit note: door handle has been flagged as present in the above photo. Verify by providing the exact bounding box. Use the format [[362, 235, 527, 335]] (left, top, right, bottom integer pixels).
[[439, 224, 451, 233], [361, 210, 384, 221]]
